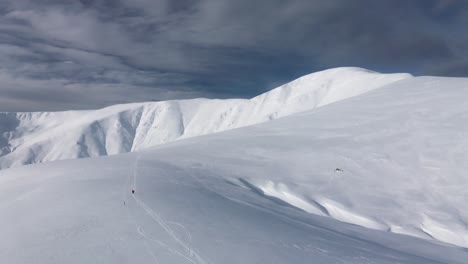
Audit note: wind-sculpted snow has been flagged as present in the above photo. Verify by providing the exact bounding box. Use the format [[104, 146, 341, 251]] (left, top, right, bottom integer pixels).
[[2, 71, 468, 263], [147, 75, 468, 248], [1, 147, 468, 264], [0, 67, 411, 169]]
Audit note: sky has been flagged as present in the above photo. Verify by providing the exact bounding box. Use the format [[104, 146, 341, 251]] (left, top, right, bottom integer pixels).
[[0, 0, 467, 111]]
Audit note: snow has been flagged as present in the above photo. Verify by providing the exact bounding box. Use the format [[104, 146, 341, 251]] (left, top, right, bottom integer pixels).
[[0, 67, 411, 169], [1, 68, 468, 263], [1, 151, 467, 264], [132, 75, 468, 249], [153, 75, 468, 249]]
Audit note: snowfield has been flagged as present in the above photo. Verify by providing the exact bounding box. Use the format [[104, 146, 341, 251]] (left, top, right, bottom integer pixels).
[[1, 67, 468, 263]]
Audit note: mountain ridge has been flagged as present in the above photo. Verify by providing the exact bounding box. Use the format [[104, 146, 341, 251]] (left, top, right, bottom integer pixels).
[[2, 72, 468, 263], [0, 67, 411, 169]]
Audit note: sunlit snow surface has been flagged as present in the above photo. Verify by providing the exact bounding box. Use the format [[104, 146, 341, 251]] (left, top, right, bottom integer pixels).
[[1, 68, 468, 263], [0, 67, 410, 169]]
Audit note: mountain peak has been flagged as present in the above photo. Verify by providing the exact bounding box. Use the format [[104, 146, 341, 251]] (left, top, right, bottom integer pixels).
[[0, 68, 411, 169]]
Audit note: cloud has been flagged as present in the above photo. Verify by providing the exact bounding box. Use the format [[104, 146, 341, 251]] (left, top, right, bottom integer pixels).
[[0, 0, 466, 111], [425, 59, 468, 77], [0, 68, 203, 111]]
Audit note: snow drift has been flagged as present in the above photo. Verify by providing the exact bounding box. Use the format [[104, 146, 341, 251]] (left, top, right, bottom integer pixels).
[[0, 67, 411, 169]]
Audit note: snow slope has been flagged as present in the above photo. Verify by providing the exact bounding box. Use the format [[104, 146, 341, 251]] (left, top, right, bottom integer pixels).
[[0, 67, 411, 169], [165, 75, 468, 249], [1, 73, 468, 263], [3, 153, 467, 264]]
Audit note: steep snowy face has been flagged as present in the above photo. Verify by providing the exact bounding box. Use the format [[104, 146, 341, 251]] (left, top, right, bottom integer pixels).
[[0, 67, 411, 169]]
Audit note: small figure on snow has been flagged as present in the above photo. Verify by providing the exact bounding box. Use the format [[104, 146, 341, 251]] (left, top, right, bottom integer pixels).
[[335, 168, 344, 173], [132, 189, 135, 194]]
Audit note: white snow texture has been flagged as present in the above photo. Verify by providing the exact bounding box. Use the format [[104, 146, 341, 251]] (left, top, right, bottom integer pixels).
[[1, 67, 468, 264], [0, 67, 410, 169]]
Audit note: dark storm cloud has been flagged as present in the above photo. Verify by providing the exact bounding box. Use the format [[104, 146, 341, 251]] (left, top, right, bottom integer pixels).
[[0, 0, 466, 111]]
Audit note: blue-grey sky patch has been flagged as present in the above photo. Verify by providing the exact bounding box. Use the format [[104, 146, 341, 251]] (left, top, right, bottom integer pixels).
[[0, 0, 467, 111]]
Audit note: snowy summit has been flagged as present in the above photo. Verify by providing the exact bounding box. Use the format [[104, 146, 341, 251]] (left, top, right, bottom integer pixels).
[[1, 67, 468, 264]]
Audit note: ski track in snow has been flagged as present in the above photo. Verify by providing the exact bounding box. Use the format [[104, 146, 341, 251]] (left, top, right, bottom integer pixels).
[[137, 225, 195, 264], [125, 154, 209, 264], [122, 154, 161, 264]]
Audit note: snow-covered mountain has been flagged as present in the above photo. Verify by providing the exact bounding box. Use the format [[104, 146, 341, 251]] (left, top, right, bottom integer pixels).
[[1, 68, 468, 264], [2, 67, 468, 263], [0, 67, 411, 169]]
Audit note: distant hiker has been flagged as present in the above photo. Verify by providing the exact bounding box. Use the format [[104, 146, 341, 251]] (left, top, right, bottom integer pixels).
[[335, 168, 343, 173], [132, 189, 135, 194]]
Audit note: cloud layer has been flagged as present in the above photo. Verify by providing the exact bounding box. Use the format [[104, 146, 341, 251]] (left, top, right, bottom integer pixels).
[[0, 0, 467, 111]]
